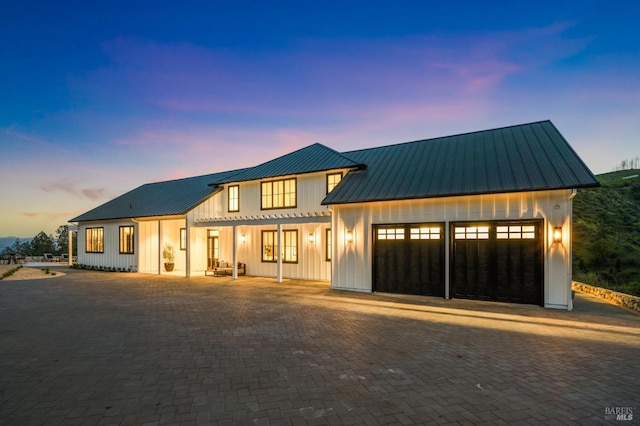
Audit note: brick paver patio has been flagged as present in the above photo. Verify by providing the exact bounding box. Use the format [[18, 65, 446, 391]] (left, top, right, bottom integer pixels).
[[1, 268, 638, 425]]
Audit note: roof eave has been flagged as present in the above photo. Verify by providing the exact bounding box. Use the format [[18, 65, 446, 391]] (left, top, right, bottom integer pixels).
[[322, 183, 600, 206]]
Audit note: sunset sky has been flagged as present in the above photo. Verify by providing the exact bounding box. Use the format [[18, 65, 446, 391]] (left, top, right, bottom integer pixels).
[[1, 1, 639, 237]]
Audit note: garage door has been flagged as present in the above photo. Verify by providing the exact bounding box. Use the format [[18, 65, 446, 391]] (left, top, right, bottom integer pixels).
[[373, 224, 445, 296], [451, 221, 543, 305]]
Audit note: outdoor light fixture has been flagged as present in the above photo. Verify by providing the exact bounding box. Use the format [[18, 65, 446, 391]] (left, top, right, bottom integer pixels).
[[239, 234, 246, 244], [308, 233, 315, 244], [553, 227, 562, 243], [346, 230, 354, 243]]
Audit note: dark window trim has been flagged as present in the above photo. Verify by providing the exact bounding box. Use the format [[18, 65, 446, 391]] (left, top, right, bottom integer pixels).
[[228, 185, 240, 212], [325, 228, 332, 261], [261, 229, 299, 263], [326, 172, 343, 194], [85, 227, 104, 254], [261, 230, 277, 263], [119, 225, 135, 254], [282, 229, 298, 264], [260, 177, 297, 210], [180, 228, 187, 250]]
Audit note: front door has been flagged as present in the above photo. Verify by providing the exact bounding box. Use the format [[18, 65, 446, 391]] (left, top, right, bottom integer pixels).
[[207, 235, 219, 269]]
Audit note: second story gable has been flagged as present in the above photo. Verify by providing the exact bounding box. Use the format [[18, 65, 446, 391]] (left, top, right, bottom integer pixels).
[[191, 168, 354, 222], [191, 143, 365, 222]]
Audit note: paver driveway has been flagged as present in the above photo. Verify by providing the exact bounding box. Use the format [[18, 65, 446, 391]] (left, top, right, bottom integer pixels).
[[1, 268, 638, 425]]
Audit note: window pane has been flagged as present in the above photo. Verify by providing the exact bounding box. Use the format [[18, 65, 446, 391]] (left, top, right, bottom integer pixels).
[[86, 227, 104, 253], [273, 181, 284, 207], [120, 226, 134, 254], [228, 185, 239, 212], [262, 231, 276, 262], [283, 230, 297, 262], [261, 183, 272, 209], [327, 173, 342, 193]]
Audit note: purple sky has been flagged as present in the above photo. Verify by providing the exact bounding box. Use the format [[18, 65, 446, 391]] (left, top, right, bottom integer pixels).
[[1, 1, 639, 237]]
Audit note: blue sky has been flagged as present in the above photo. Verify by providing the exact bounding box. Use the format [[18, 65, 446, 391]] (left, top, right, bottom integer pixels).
[[1, 1, 639, 237]]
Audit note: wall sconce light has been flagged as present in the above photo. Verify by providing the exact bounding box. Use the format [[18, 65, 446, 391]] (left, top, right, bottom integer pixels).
[[239, 234, 246, 244], [553, 227, 562, 243], [346, 229, 354, 244], [308, 233, 315, 244]]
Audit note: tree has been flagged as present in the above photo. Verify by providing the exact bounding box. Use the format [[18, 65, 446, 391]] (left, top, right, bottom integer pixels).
[[6, 238, 32, 256], [55, 225, 76, 255], [30, 231, 56, 256]]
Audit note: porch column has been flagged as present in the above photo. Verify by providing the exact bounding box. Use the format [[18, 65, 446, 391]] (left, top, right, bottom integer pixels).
[[158, 220, 162, 275], [444, 221, 450, 299], [232, 224, 238, 279], [185, 221, 191, 278], [276, 223, 282, 283], [68, 229, 74, 267]]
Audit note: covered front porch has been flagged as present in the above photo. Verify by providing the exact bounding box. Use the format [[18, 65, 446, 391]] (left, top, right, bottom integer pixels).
[[188, 216, 332, 281], [136, 215, 332, 282]]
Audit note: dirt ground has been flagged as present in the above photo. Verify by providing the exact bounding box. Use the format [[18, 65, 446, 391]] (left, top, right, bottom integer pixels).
[[0, 265, 66, 281]]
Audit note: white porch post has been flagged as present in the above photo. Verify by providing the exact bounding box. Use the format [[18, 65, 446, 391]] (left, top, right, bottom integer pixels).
[[158, 220, 162, 275], [185, 220, 191, 278], [232, 224, 238, 279], [276, 223, 282, 283], [68, 229, 73, 267], [444, 221, 450, 299]]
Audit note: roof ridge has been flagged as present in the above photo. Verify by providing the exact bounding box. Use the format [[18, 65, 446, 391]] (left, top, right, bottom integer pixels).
[[341, 120, 552, 155], [140, 167, 250, 187]]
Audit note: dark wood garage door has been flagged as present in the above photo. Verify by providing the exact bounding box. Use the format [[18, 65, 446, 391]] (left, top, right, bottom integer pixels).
[[451, 221, 543, 305], [373, 224, 445, 297]]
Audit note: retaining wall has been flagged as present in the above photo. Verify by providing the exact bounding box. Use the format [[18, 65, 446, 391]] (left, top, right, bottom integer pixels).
[[572, 281, 640, 314]]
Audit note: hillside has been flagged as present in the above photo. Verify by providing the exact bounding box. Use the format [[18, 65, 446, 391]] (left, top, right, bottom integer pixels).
[[573, 169, 640, 296], [0, 237, 30, 253]]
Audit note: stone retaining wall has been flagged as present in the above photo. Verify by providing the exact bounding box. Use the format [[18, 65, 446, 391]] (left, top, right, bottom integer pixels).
[[572, 281, 640, 314]]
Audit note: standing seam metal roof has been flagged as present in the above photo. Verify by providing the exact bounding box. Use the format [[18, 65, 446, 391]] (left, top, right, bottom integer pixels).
[[321, 120, 599, 205], [69, 169, 246, 222], [215, 142, 364, 184], [70, 121, 598, 222]]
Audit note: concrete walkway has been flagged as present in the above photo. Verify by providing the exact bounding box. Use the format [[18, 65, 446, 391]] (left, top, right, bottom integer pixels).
[[1, 269, 638, 425]]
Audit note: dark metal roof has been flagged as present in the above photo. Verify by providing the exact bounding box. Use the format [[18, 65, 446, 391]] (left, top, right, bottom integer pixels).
[[70, 169, 246, 222], [71, 121, 599, 222], [216, 143, 364, 184], [322, 120, 600, 205]]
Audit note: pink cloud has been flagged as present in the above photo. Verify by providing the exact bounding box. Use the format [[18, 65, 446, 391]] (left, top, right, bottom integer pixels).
[[40, 181, 108, 201]]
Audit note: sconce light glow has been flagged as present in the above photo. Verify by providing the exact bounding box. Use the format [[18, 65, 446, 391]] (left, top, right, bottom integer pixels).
[[553, 227, 562, 243], [346, 229, 354, 243], [308, 233, 314, 244], [239, 234, 246, 244]]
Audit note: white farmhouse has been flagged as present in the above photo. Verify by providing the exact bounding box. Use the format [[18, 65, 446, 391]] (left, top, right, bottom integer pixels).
[[70, 121, 599, 309]]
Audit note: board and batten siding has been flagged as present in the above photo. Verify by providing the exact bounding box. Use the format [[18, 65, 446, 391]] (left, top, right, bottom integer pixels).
[[191, 170, 350, 221], [331, 189, 575, 309], [187, 170, 342, 280], [77, 220, 137, 269], [137, 218, 186, 274]]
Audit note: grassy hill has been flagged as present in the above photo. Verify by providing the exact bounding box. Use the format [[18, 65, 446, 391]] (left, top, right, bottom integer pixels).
[[573, 169, 640, 296]]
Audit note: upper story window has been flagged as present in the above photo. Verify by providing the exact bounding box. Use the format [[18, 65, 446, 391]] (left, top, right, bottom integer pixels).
[[119, 226, 134, 254], [86, 227, 104, 253], [261, 178, 296, 209], [326, 172, 343, 194], [228, 185, 239, 212]]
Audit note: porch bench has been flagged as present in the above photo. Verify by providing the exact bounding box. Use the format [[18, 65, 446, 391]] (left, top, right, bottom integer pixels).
[[206, 262, 246, 277]]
